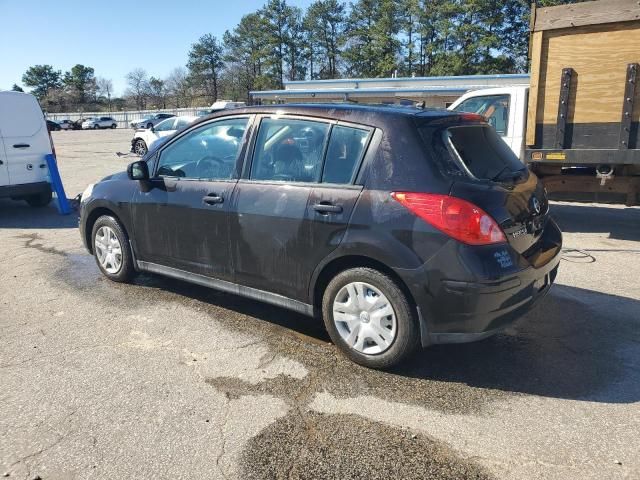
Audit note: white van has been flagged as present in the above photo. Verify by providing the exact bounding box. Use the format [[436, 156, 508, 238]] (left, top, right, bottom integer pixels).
[[0, 91, 54, 207]]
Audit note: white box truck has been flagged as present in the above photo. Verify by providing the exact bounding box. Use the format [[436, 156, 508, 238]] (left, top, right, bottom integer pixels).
[[0, 91, 55, 207]]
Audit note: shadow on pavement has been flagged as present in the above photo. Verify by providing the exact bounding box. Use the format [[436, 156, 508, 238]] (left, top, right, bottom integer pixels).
[[132, 272, 640, 405], [396, 284, 640, 404], [550, 202, 640, 242], [0, 198, 78, 229]]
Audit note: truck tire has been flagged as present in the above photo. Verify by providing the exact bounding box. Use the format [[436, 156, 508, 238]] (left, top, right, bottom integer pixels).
[[26, 190, 52, 207]]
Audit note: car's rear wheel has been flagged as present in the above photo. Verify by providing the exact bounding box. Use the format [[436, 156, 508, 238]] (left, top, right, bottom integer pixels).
[[133, 139, 148, 156], [111, 123, 117, 129], [91, 215, 136, 283], [322, 267, 419, 369], [25, 190, 52, 208], [93, 124, 99, 129], [146, 122, 153, 129]]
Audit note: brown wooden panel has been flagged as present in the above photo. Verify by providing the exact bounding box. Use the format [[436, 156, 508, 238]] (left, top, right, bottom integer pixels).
[[526, 31, 543, 146], [536, 22, 640, 125], [535, 0, 640, 32]]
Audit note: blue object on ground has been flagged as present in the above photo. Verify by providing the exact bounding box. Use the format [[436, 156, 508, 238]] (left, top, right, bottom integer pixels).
[[45, 153, 72, 215]]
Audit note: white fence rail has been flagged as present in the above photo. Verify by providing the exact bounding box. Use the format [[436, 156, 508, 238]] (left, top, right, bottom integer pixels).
[[46, 107, 202, 129]]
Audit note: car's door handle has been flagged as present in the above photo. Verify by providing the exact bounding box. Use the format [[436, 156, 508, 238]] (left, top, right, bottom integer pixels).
[[203, 194, 224, 205], [313, 203, 343, 214], [13, 143, 30, 149]]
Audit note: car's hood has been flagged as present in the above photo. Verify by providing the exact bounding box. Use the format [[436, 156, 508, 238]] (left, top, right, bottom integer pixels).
[[99, 171, 128, 183], [147, 135, 171, 153]]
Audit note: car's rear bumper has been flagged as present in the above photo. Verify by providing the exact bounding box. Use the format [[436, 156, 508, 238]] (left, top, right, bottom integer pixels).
[[397, 220, 562, 346], [0, 181, 51, 199]]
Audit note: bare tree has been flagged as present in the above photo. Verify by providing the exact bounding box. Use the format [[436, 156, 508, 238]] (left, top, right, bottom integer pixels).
[[125, 68, 150, 110], [96, 77, 113, 111], [165, 67, 192, 108]]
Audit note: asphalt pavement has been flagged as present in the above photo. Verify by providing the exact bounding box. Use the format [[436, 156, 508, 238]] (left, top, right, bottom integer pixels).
[[0, 129, 638, 479]]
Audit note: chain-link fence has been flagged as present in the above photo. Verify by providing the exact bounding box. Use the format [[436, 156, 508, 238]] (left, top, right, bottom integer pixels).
[[46, 107, 202, 129]]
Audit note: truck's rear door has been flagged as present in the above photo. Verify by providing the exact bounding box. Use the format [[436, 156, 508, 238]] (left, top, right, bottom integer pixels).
[[0, 92, 51, 187]]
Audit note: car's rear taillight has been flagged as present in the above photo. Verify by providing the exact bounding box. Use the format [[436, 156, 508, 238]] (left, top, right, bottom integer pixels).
[[391, 192, 506, 245]]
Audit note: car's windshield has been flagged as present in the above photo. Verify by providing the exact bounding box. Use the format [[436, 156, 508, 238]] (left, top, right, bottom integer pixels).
[[443, 125, 525, 182]]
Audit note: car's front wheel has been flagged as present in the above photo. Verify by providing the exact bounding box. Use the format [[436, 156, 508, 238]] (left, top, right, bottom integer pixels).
[[111, 123, 117, 129], [322, 267, 419, 369], [133, 139, 148, 156], [146, 122, 153, 129], [93, 124, 99, 130], [91, 215, 136, 282]]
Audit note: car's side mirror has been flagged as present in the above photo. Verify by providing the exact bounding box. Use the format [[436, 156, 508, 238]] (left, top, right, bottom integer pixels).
[[127, 160, 149, 180]]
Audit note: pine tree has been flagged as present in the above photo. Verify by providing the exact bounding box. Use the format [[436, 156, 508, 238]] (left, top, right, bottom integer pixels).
[[303, 0, 346, 79]]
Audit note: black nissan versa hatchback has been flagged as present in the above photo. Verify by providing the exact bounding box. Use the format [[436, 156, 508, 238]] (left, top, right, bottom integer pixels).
[[79, 104, 562, 369]]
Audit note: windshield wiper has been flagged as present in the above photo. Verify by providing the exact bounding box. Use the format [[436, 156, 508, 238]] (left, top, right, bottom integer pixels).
[[491, 165, 511, 182], [491, 166, 527, 183]]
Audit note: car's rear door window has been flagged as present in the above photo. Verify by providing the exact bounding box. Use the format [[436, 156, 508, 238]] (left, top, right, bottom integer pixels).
[[445, 125, 524, 181], [322, 126, 369, 184], [250, 118, 330, 182]]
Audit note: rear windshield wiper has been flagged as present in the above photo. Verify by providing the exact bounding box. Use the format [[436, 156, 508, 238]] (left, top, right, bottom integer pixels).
[[491, 165, 511, 182], [491, 166, 527, 183]]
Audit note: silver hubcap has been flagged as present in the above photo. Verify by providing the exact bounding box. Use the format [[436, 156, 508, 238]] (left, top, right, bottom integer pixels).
[[333, 282, 397, 355], [94, 226, 123, 274]]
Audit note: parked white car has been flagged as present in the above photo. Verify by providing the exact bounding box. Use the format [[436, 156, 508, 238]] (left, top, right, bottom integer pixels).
[[0, 91, 55, 207], [82, 116, 118, 130], [130, 116, 198, 155]]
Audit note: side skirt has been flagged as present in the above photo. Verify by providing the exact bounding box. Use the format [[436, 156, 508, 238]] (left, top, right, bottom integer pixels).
[[136, 261, 315, 317]]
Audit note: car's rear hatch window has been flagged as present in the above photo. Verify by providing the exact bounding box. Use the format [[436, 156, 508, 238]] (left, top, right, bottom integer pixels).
[[445, 125, 525, 182], [419, 120, 554, 260]]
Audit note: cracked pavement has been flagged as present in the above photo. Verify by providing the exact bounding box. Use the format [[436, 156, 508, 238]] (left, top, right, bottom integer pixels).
[[1, 130, 639, 479]]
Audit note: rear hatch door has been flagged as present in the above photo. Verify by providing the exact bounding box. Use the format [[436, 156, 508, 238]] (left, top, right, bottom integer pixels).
[[444, 123, 551, 257]]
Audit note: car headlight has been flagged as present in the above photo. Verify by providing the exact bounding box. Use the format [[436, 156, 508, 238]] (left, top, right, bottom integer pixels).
[[81, 183, 94, 202]]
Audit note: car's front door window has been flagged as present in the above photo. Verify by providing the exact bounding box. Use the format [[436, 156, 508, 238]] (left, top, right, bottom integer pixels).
[[155, 118, 248, 180]]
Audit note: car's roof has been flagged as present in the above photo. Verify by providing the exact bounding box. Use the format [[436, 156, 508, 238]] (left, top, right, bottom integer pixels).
[[196, 102, 463, 128], [247, 103, 452, 116]]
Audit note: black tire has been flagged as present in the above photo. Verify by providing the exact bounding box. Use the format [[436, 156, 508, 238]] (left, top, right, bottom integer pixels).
[[322, 267, 419, 369], [111, 123, 117, 129], [25, 190, 52, 207], [94, 124, 99, 130], [146, 122, 153, 129], [133, 139, 148, 156], [90, 215, 136, 283]]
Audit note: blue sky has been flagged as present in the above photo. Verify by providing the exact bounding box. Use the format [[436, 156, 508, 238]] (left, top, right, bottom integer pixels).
[[0, 0, 315, 96]]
